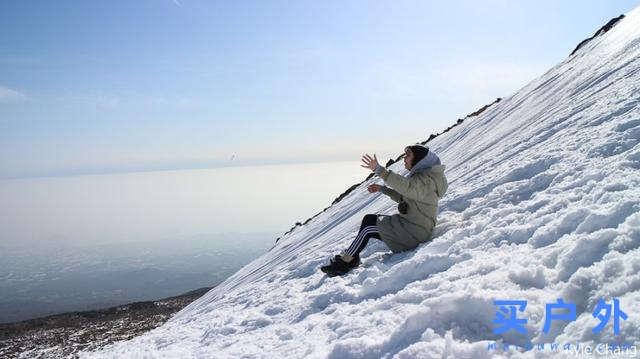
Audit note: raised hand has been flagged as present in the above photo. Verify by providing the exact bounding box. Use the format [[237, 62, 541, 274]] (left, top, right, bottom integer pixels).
[[360, 153, 379, 172]]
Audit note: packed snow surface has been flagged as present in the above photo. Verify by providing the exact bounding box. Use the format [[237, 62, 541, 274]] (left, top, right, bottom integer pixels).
[[85, 7, 640, 359]]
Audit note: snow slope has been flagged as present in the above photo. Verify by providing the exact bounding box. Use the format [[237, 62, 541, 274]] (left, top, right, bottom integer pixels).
[[85, 7, 640, 359]]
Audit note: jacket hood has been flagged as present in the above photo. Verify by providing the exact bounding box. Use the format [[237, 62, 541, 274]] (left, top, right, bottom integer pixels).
[[425, 164, 447, 198], [409, 150, 441, 176], [409, 151, 447, 198]]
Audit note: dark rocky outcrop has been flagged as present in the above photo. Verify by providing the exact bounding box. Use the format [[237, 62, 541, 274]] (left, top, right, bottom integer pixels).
[[0, 287, 212, 358], [570, 15, 625, 56], [465, 98, 502, 118]]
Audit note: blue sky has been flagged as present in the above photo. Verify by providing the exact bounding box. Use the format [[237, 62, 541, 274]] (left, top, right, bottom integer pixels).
[[0, 0, 637, 179]]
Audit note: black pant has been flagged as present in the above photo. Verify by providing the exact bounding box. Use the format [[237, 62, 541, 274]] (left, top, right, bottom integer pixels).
[[344, 214, 381, 257]]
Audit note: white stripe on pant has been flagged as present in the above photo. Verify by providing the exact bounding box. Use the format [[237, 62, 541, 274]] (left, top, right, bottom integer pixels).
[[345, 225, 379, 256]]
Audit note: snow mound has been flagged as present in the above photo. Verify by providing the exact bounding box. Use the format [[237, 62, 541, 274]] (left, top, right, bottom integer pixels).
[[84, 7, 640, 358]]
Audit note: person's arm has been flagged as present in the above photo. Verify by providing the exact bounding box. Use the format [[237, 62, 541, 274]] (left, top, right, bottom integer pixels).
[[380, 186, 402, 203], [375, 165, 433, 202]]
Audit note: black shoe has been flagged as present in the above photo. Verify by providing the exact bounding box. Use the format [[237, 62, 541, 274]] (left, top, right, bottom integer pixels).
[[320, 254, 360, 277], [331, 254, 361, 266]]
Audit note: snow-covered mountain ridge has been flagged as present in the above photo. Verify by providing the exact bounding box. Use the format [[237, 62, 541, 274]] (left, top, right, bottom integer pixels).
[[86, 7, 640, 358]]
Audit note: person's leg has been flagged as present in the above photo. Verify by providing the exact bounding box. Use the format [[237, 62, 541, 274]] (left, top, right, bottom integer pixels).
[[321, 214, 381, 276], [341, 214, 380, 262]]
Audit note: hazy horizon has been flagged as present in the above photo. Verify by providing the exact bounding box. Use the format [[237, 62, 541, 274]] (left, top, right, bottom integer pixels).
[[1, 160, 374, 247], [0, 152, 396, 181], [0, 159, 373, 321]]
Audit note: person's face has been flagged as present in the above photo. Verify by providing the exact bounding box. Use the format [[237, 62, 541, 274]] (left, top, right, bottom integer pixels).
[[404, 149, 414, 170]]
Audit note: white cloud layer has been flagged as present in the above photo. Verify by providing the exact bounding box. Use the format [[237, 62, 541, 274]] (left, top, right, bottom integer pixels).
[[0, 86, 27, 103]]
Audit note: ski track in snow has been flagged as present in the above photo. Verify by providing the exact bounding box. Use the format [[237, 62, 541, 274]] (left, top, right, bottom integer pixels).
[[83, 7, 640, 359]]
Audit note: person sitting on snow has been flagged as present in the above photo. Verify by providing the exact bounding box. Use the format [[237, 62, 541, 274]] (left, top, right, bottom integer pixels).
[[321, 145, 448, 277]]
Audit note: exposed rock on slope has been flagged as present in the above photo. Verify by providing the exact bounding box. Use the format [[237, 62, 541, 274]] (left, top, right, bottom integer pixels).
[[0, 288, 211, 359]]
